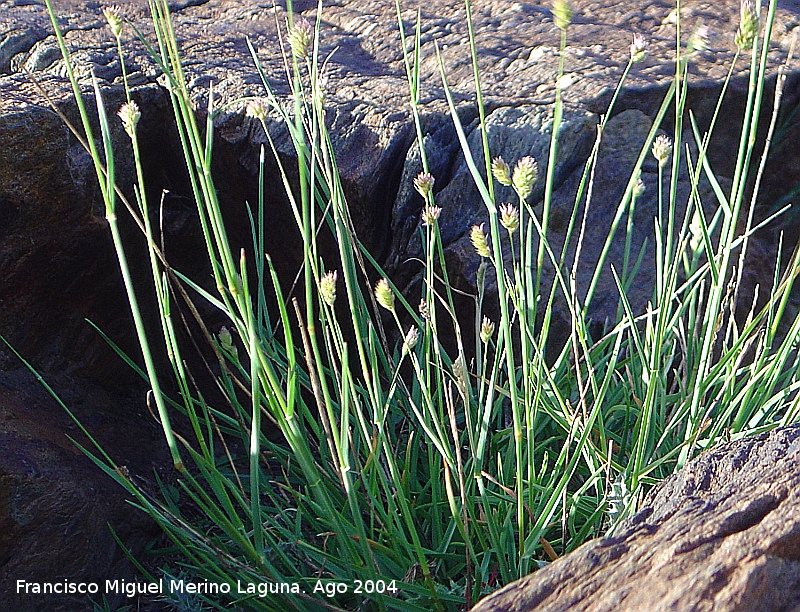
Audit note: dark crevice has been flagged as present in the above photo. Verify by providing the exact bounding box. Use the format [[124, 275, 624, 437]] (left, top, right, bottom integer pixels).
[[167, 0, 213, 12], [714, 494, 784, 539]]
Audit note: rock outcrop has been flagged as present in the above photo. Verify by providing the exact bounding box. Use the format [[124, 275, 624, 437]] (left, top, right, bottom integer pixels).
[[2, 0, 800, 371], [3, 0, 800, 609], [0, 367, 168, 611], [472, 424, 800, 611]]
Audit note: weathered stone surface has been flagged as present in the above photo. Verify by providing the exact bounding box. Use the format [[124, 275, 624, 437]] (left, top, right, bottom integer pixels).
[[472, 424, 800, 612], [2, 0, 800, 370], [0, 366, 168, 611]]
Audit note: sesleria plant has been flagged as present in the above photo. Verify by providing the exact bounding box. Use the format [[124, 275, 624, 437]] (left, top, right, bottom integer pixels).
[[16, 0, 800, 609]]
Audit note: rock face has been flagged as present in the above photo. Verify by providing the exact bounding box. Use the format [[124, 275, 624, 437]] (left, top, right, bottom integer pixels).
[[2, 0, 800, 609], [471, 424, 800, 612], [0, 367, 168, 611], [2, 0, 800, 372]]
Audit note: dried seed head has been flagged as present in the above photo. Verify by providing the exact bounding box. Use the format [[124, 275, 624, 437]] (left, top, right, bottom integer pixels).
[[218, 326, 233, 351], [735, 0, 759, 51], [421, 205, 442, 226], [418, 299, 430, 321], [552, 0, 573, 31], [374, 278, 395, 312], [319, 270, 338, 307], [499, 203, 519, 234], [689, 23, 711, 53], [632, 172, 646, 199], [103, 5, 124, 38], [403, 326, 419, 353], [630, 34, 649, 63], [470, 223, 491, 258], [652, 134, 672, 168], [246, 97, 270, 121], [480, 316, 495, 344], [491, 157, 512, 186], [512, 156, 538, 201], [118, 101, 141, 138], [414, 172, 435, 199], [289, 17, 314, 59]]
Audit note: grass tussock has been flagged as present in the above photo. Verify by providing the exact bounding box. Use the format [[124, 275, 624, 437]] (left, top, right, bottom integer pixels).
[[10, 0, 800, 609]]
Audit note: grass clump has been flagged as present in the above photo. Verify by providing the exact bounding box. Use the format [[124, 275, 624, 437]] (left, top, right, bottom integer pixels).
[[18, 0, 800, 609]]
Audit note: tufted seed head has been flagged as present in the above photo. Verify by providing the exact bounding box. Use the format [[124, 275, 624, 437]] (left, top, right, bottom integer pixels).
[[414, 172, 435, 199], [470, 224, 491, 258], [289, 17, 314, 59], [688, 23, 711, 53], [403, 326, 419, 354], [319, 270, 338, 307], [246, 97, 270, 121], [499, 204, 519, 234], [491, 157, 512, 186], [103, 5, 124, 38], [552, 0, 573, 31], [118, 101, 141, 138], [374, 278, 395, 312], [480, 316, 495, 344], [512, 156, 538, 201], [652, 134, 672, 168], [735, 0, 759, 51], [630, 34, 649, 63], [421, 205, 442, 226]]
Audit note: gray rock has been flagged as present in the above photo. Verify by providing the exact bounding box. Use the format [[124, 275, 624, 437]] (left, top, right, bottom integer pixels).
[[1, 0, 799, 367], [0, 27, 44, 73], [0, 367, 168, 611], [471, 424, 800, 612]]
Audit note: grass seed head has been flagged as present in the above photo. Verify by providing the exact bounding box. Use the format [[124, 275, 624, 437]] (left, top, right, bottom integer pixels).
[[103, 5, 124, 38], [421, 205, 442, 226], [470, 224, 491, 258], [689, 23, 711, 53], [499, 204, 519, 234], [218, 326, 233, 351], [633, 172, 646, 199], [480, 317, 495, 344], [735, 0, 759, 51], [491, 157, 512, 186], [652, 134, 672, 168], [630, 34, 649, 63], [246, 97, 270, 121], [118, 101, 141, 138], [512, 156, 539, 200], [553, 0, 573, 31], [418, 299, 430, 321], [403, 326, 419, 353], [319, 270, 338, 307], [375, 278, 395, 312], [414, 172, 435, 199], [289, 17, 314, 59], [689, 208, 704, 254]]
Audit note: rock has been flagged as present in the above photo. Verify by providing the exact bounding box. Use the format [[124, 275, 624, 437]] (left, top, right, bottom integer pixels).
[[0, 366, 169, 611], [0, 27, 44, 73], [471, 424, 800, 612], [2, 0, 800, 371]]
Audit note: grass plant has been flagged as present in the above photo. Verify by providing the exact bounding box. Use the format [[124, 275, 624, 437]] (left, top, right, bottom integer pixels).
[[14, 0, 800, 609]]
